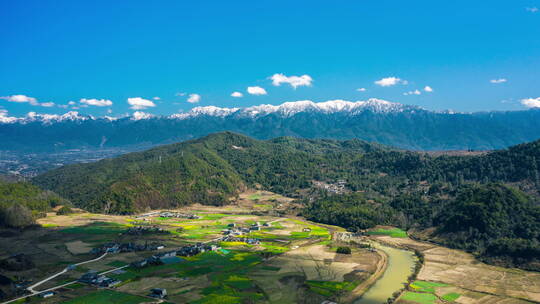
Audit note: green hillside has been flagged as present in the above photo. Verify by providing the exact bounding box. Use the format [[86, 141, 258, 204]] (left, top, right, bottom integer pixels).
[[32, 132, 540, 267], [33, 132, 540, 214], [0, 180, 66, 228], [34, 134, 245, 213]]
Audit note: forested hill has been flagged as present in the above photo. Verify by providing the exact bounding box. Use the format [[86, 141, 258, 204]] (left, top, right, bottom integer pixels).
[[34, 132, 540, 214], [32, 132, 540, 268]]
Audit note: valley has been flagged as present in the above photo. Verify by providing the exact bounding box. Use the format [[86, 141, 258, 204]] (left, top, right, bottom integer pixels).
[[3, 2, 539, 303], [1, 190, 538, 304], [1, 133, 539, 303]]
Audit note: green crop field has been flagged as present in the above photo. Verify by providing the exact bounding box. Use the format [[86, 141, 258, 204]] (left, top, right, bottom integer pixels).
[[442, 292, 461, 302], [62, 289, 149, 304], [367, 227, 408, 238], [306, 280, 357, 297], [400, 291, 439, 304], [60, 222, 129, 235], [409, 280, 448, 293]]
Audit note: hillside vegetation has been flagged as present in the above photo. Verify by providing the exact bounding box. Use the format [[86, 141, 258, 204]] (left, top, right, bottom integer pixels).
[[33, 132, 540, 268], [0, 180, 66, 228]]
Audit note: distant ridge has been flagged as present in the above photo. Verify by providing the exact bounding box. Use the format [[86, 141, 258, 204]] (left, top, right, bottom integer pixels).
[[2, 99, 540, 151]]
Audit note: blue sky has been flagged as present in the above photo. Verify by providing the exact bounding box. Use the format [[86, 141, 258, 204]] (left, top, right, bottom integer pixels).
[[1, 0, 539, 117]]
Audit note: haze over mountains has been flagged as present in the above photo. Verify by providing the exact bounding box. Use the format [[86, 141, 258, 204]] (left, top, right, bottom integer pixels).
[[3, 99, 540, 153]]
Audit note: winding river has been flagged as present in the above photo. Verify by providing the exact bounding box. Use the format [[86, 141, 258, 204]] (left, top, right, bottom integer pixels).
[[354, 242, 417, 304]]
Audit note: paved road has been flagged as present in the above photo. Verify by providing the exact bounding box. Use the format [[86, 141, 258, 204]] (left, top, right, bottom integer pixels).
[[1, 253, 119, 304], [26, 252, 109, 293]]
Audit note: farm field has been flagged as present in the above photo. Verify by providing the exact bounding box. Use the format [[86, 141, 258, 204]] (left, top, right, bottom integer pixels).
[[0, 191, 379, 304], [372, 235, 540, 304]]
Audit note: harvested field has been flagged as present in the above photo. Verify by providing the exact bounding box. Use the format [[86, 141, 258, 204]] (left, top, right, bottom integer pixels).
[[65, 240, 92, 254], [376, 235, 540, 304]]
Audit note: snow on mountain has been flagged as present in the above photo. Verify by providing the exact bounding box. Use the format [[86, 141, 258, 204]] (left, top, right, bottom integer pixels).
[[168, 99, 410, 120], [169, 106, 241, 119], [0, 111, 90, 124], [0, 99, 413, 124]]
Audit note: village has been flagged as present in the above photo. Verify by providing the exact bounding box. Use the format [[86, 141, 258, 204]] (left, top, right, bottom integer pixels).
[[0, 192, 373, 304]]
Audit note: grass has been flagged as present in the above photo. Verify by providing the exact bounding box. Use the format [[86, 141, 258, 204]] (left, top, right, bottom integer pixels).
[[254, 204, 272, 209], [247, 193, 262, 200], [409, 280, 448, 293], [198, 213, 230, 220], [107, 260, 128, 267], [171, 251, 265, 303], [367, 227, 408, 238], [41, 223, 58, 228], [59, 222, 128, 235], [66, 282, 86, 289], [62, 289, 149, 304], [260, 242, 289, 253], [108, 270, 141, 282], [172, 223, 227, 239], [400, 291, 438, 304], [306, 280, 357, 297], [220, 241, 250, 247]]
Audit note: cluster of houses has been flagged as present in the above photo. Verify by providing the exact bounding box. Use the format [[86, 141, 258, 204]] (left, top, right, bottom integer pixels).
[[130, 243, 220, 269], [222, 222, 270, 236], [130, 250, 180, 268], [78, 271, 121, 288], [312, 179, 348, 194], [91, 242, 165, 255], [124, 225, 167, 235], [220, 235, 260, 245], [158, 211, 201, 219]]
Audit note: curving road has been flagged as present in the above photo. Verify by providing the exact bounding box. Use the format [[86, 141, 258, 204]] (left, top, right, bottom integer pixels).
[[0, 252, 126, 304]]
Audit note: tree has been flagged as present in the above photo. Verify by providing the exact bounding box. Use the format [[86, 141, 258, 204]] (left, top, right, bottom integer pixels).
[[56, 206, 73, 215], [336, 246, 351, 254], [0, 204, 34, 228]]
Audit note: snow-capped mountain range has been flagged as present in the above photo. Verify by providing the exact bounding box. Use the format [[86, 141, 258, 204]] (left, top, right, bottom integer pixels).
[[2, 98, 540, 153], [0, 99, 415, 124]]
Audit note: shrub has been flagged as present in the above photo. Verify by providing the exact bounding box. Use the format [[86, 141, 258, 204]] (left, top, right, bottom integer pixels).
[[57, 206, 74, 215], [336, 246, 351, 254]]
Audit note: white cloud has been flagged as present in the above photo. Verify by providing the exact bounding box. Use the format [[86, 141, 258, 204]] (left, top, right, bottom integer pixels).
[[403, 89, 422, 96], [374, 77, 406, 87], [68, 101, 76, 105], [131, 111, 153, 120], [490, 78, 507, 84], [58, 104, 69, 109], [107, 109, 113, 114], [80, 98, 113, 107], [40, 102, 55, 107], [356, 88, 367, 92], [187, 93, 201, 103], [127, 97, 156, 110], [247, 86, 267, 95], [153, 96, 161, 100], [521, 97, 540, 108], [0, 94, 39, 105], [175, 92, 186, 96], [231, 91, 244, 98], [424, 86, 434, 92], [526, 7, 538, 13], [270, 73, 313, 89]]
